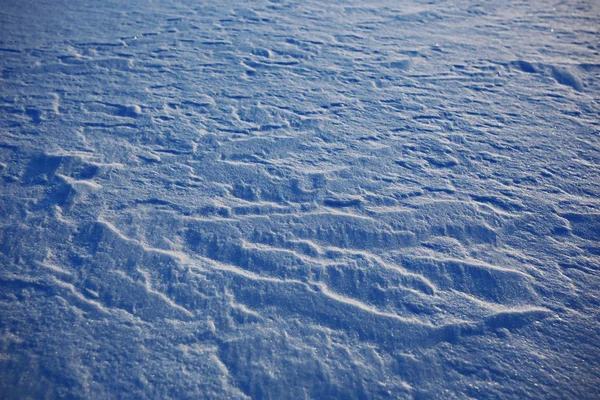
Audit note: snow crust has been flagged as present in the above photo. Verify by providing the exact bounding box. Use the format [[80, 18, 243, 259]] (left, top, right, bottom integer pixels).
[[0, 0, 599, 398]]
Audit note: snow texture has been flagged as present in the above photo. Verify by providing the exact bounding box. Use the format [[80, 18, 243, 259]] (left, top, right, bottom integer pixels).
[[1, 0, 599, 398]]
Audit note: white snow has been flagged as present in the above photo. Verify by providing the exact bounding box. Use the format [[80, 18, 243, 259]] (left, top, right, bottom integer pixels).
[[0, 0, 599, 398]]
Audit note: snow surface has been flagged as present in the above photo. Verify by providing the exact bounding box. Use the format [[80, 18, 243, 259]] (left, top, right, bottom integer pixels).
[[1, 0, 599, 398]]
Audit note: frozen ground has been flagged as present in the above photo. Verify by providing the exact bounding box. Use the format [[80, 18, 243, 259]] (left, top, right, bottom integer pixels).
[[1, 0, 599, 398]]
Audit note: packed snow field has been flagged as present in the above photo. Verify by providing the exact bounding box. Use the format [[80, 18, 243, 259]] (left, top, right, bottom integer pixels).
[[1, 0, 599, 398]]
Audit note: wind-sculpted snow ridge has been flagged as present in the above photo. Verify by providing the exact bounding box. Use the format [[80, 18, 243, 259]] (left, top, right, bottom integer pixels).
[[1, 0, 599, 398]]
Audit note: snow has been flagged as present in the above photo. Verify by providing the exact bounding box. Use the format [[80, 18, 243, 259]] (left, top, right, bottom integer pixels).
[[0, 0, 599, 398]]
